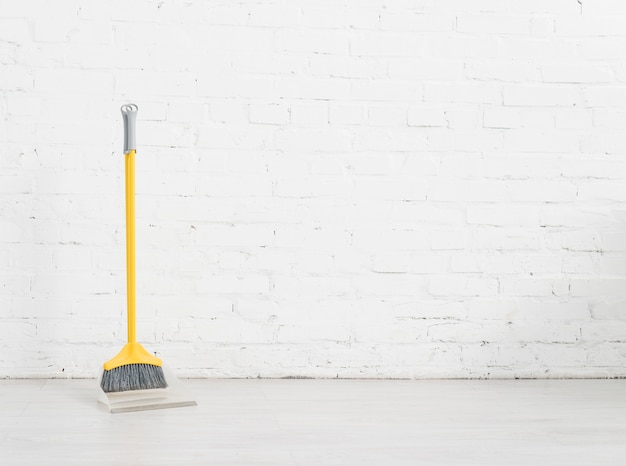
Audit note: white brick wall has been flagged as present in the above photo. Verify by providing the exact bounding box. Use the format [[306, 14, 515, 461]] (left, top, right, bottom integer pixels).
[[1, 0, 626, 379]]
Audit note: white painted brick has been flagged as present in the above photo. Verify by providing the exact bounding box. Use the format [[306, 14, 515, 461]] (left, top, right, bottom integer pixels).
[[248, 5, 300, 27], [498, 38, 576, 61], [276, 29, 350, 55], [503, 84, 580, 107], [555, 109, 593, 129], [350, 31, 423, 57], [467, 204, 540, 227], [273, 175, 352, 199], [387, 58, 463, 80], [430, 229, 471, 250], [289, 102, 328, 127], [424, 36, 499, 60], [198, 76, 273, 99], [167, 102, 206, 123], [502, 130, 579, 153], [354, 175, 427, 201], [424, 82, 501, 104], [428, 180, 507, 202], [530, 17, 555, 37], [300, 7, 348, 29], [444, 107, 481, 129], [428, 129, 502, 152], [542, 63, 613, 84], [578, 38, 626, 60], [472, 227, 541, 250], [456, 15, 531, 35], [353, 128, 427, 152], [329, 104, 367, 125], [351, 227, 429, 251], [1, 67, 33, 91], [0, 18, 29, 43], [368, 105, 407, 127], [232, 52, 307, 76], [583, 87, 626, 108], [308, 55, 387, 80], [276, 128, 351, 152], [428, 277, 499, 297], [347, 153, 406, 175], [381, 13, 454, 32], [451, 253, 521, 274], [579, 131, 626, 155], [555, 17, 608, 36], [196, 126, 273, 150], [593, 109, 626, 129], [577, 180, 626, 202], [249, 102, 290, 126], [351, 79, 422, 102], [407, 106, 447, 127], [507, 180, 577, 202], [209, 101, 248, 124], [585, 0, 626, 15], [276, 77, 350, 100], [464, 61, 541, 82], [499, 277, 569, 297]]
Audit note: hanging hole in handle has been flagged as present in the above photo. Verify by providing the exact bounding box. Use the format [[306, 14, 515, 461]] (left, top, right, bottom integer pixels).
[[121, 103, 138, 114]]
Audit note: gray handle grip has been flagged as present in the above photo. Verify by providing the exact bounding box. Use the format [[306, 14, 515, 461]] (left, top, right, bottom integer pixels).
[[121, 103, 138, 154]]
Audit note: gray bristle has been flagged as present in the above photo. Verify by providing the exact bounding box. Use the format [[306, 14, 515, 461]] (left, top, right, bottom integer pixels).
[[101, 364, 168, 393]]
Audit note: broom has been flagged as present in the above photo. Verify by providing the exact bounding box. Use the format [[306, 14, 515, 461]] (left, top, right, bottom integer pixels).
[[101, 104, 167, 393]]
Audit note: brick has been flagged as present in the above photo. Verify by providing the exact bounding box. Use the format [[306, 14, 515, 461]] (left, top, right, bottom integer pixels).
[[424, 36, 499, 60], [329, 104, 367, 125], [198, 76, 272, 99], [428, 180, 507, 202], [583, 87, 626, 108], [541, 64, 613, 84], [594, 109, 626, 129], [407, 106, 447, 127], [585, 0, 626, 15], [275, 77, 350, 100], [167, 102, 207, 123], [456, 15, 531, 35], [503, 84, 580, 107], [578, 38, 626, 60], [498, 38, 576, 61], [351, 79, 422, 102], [555, 109, 593, 129], [464, 61, 541, 82], [428, 277, 499, 297], [289, 102, 328, 127], [276, 29, 350, 55], [368, 105, 407, 126], [276, 128, 352, 152], [381, 12, 454, 32], [350, 31, 423, 57], [387, 58, 463, 80], [353, 175, 427, 201], [424, 82, 501, 104], [502, 130, 580, 153], [444, 107, 481, 129], [249, 102, 290, 125], [353, 128, 428, 152], [428, 129, 502, 152], [308, 55, 387, 79], [467, 204, 540, 227]]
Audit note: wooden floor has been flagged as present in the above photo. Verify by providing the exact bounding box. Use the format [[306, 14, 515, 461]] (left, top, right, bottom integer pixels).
[[1, 378, 625, 465]]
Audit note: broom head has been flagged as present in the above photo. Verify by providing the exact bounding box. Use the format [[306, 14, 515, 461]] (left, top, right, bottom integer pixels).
[[101, 342, 168, 393]]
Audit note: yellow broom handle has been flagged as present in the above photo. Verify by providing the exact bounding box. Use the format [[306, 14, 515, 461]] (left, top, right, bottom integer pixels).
[[125, 149, 137, 344]]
